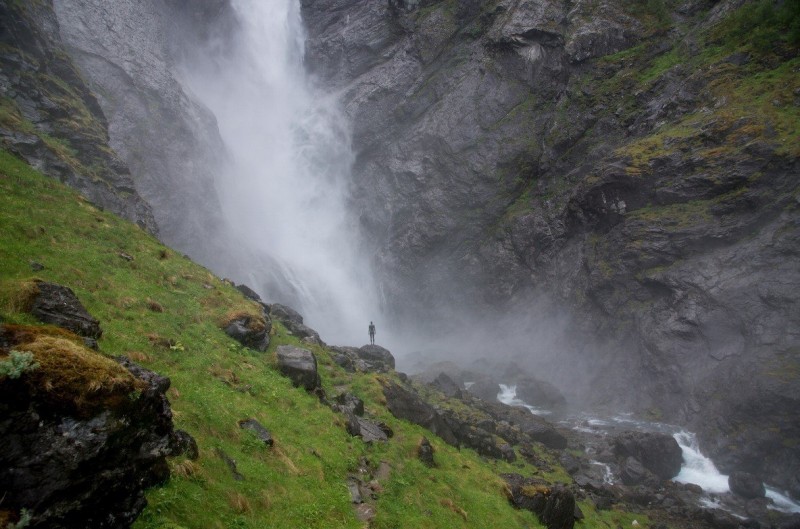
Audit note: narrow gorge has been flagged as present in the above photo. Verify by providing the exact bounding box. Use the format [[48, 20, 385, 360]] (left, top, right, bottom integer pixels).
[[1, 0, 798, 528]]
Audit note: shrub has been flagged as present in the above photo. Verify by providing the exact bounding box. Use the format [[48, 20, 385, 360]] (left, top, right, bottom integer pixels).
[[0, 350, 39, 379]]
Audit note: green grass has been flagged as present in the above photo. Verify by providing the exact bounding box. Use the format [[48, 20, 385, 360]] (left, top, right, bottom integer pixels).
[[0, 149, 661, 528]]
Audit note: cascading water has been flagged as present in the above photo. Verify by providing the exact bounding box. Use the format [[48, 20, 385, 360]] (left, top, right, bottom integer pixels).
[[176, 0, 381, 346]]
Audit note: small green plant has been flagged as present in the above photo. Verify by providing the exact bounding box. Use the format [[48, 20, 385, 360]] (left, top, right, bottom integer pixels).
[[8, 508, 33, 529], [0, 350, 40, 379]]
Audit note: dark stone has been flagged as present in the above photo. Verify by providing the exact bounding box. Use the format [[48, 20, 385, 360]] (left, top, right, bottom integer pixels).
[[223, 312, 270, 351], [574, 503, 584, 520], [502, 474, 576, 529], [30, 261, 45, 271], [418, 437, 435, 467], [0, 349, 181, 529], [382, 381, 457, 445], [378, 421, 394, 438], [432, 372, 462, 398], [29, 281, 102, 338], [500, 443, 516, 462], [620, 456, 654, 486], [170, 429, 199, 460], [332, 352, 356, 372], [235, 283, 262, 302], [333, 392, 365, 416], [215, 448, 244, 481], [729, 471, 766, 499], [542, 485, 576, 529], [356, 344, 395, 372], [522, 421, 568, 450], [270, 303, 322, 345], [82, 337, 99, 350], [612, 432, 683, 480], [238, 418, 274, 447], [276, 345, 321, 391], [117, 356, 171, 393], [345, 413, 388, 443]]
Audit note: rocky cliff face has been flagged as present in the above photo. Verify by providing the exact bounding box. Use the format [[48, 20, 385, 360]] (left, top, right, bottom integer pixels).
[[0, 1, 156, 232], [301, 0, 800, 496], [49, 0, 233, 268]]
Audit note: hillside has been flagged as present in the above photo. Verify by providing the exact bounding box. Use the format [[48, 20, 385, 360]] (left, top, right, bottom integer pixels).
[[0, 149, 666, 529]]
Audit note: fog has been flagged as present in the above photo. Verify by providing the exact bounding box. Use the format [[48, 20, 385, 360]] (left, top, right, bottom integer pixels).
[[173, 0, 384, 347], [166, 0, 605, 401]]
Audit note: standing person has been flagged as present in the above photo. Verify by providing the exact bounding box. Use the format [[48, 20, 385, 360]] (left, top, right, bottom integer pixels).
[[368, 321, 376, 345]]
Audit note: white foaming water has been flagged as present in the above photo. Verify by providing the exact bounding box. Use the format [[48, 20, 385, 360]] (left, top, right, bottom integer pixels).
[[673, 431, 800, 513], [177, 0, 381, 345], [497, 384, 551, 415], [673, 431, 730, 494]]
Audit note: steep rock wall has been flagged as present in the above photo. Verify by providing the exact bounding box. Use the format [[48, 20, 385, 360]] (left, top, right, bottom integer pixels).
[[0, 1, 156, 232], [50, 0, 232, 268], [301, 0, 800, 496]]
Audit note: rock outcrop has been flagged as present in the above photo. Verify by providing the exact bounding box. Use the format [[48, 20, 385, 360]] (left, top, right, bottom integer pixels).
[[0, 1, 156, 232], [502, 474, 576, 529], [222, 311, 270, 351], [50, 0, 231, 268], [270, 304, 323, 345], [275, 345, 321, 392], [0, 326, 190, 528], [300, 0, 800, 496], [612, 432, 683, 481], [28, 281, 102, 339]]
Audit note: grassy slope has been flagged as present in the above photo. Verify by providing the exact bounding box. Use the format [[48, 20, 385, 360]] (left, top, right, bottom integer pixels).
[[0, 150, 653, 529]]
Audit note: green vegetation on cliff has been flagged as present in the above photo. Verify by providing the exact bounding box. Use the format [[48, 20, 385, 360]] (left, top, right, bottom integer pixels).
[[0, 150, 655, 528]]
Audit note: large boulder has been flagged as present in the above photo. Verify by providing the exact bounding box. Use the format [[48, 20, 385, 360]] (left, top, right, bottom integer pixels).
[[270, 304, 323, 345], [728, 471, 766, 499], [502, 474, 576, 529], [275, 345, 321, 391], [431, 372, 462, 398], [612, 432, 683, 480], [345, 413, 388, 444], [28, 281, 102, 339], [223, 311, 270, 351], [382, 381, 457, 445], [0, 329, 188, 529], [356, 344, 395, 372]]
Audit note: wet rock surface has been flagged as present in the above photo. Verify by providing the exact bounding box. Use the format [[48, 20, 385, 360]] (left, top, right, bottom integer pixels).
[[0, 1, 157, 233], [270, 303, 323, 345], [29, 281, 102, 338], [223, 311, 271, 351], [0, 335, 189, 529], [301, 0, 800, 495], [275, 345, 321, 392]]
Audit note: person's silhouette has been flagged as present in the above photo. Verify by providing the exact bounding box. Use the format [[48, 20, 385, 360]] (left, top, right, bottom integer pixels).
[[368, 321, 376, 345]]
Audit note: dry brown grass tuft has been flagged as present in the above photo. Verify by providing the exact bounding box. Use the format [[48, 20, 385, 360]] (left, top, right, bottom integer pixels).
[[227, 492, 251, 513], [170, 459, 198, 478], [10, 331, 143, 416], [440, 498, 468, 520], [146, 299, 164, 313], [0, 279, 40, 313], [126, 351, 152, 363], [220, 309, 266, 333]]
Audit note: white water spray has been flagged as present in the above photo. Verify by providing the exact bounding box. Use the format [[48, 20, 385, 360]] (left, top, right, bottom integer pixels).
[[177, 0, 380, 345]]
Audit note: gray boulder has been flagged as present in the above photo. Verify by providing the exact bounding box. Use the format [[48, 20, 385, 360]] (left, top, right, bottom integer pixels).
[[223, 312, 270, 351], [270, 304, 323, 345], [29, 281, 102, 338], [431, 372, 462, 398], [276, 345, 321, 391], [238, 418, 273, 447], [382, 381, 457, 446], [345, 413, 388, 443], [729, 471, 765, 499], [613, 432, 683, 480], [418, 437, 435, 467], [356, 344, 395, 372]]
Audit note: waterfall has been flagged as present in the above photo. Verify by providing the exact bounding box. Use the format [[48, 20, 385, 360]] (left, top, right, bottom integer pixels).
[[176, 0, 380, 346]]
